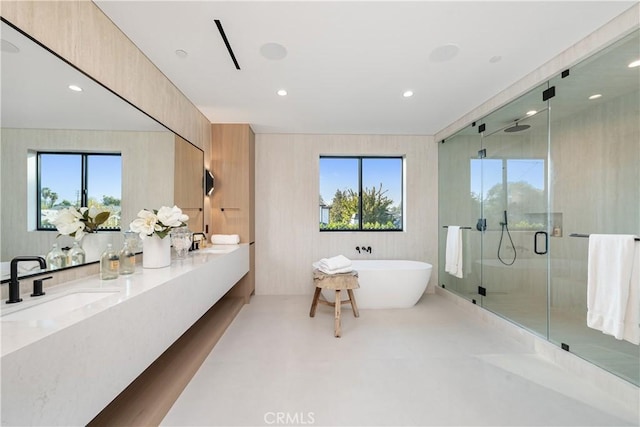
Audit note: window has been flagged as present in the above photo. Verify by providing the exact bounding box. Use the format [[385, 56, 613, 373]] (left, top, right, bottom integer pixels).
[[38, 152, 122, 230], [470, 158, 545, 230], [319, 156, 403, 231]]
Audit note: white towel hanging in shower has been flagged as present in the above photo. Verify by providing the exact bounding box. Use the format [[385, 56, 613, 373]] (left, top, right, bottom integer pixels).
[[445, 226, 463, 279], [622, 241, 640, 344], [587, 234, 637, 342]]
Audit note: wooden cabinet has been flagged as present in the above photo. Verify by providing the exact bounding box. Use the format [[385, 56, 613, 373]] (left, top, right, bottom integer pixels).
[[210, 124, 255, 301], [174, 135, 204, 232]]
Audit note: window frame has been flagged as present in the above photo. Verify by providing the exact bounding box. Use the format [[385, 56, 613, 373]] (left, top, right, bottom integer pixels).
[[319, 155, 404, 232], [36, 151, 122, 231]]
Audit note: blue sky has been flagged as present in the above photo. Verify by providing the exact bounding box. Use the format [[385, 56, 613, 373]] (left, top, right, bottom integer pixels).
[[319, 157, 403, 206], [40, 154, 121, 204]]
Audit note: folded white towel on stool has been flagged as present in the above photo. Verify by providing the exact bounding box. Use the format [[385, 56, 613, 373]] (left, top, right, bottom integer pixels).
[[587, 234, 637, 342], [312, 255, 353, 275], [211, 234, 240, 245], [319, 255, 352, 271], [312, 263, 354, 275]]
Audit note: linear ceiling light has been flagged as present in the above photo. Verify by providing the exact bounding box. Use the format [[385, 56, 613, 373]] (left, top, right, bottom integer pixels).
[[214, 19, 240, 70]]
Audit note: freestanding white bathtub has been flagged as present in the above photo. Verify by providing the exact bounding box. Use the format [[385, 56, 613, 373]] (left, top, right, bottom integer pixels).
[[321, 260, 432, 309]]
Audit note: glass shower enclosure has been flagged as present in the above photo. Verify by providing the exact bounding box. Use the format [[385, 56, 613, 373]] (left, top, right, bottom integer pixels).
[[438, 30, 639, 385]]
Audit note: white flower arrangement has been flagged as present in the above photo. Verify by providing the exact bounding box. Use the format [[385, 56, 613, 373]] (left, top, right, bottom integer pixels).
[[46, 206, 111, 241], [129, 205, 189, 240]]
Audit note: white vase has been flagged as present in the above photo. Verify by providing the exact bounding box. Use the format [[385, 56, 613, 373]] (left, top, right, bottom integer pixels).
[[142, 235, 171, 268], [82, 233, 110, 263]]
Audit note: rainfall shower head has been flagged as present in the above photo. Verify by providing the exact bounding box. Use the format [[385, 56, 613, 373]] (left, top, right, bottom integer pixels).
[[504, 122, 530, 133]]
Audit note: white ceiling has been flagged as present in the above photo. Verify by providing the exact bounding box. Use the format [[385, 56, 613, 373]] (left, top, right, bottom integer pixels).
[[92, 1, 636, 135]]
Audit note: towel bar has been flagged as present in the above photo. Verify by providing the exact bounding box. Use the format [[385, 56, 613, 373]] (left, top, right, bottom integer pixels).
[[442, 226, 473, 229], [570, 233, 640, 241]]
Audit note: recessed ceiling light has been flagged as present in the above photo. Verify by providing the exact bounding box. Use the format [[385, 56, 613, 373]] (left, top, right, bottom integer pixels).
[[526, 110, 537, 116], [175, 49, 188, 58], [403, 90, 414, 98], [277, 89, 287, 96], [260, 43, 288, 60], [1, 39, 20, 53], [588, 94, 602, 100], [429, 43, 460, 63], [489, 55, 502, 64], [68, 85, 83, 92], [628, 59, 640, 68]]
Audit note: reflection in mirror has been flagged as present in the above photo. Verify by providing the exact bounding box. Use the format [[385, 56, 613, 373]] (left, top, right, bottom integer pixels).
[[0, 21, 179, 280]]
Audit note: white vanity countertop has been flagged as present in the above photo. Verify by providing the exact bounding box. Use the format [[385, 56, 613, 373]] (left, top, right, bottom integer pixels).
[[1, 244, 244, 357], [1, 243, 250, 426]]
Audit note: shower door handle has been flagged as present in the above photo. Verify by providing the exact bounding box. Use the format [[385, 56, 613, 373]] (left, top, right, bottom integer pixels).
[[534, 231, 548, 255]]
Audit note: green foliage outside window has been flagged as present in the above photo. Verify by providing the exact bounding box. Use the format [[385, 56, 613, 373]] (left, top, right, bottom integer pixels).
[[319, 156, 402, 231]]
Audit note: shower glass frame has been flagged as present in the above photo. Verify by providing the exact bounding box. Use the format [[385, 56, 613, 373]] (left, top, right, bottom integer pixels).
[[437, 29, 640, 386], [477, 84, 551, 340]]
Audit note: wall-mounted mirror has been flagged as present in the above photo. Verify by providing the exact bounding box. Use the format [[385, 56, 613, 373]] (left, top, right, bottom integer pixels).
[[0, 20, 198, 280]]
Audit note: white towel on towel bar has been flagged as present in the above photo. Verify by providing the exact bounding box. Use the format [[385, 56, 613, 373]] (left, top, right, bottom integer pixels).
[[623, 241, 640, 344], [587, 234, 637, 342], [445, 226, 463, 279], [211, 234, 240, 245]]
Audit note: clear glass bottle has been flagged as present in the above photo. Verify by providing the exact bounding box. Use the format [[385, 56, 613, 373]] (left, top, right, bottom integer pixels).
[[100, 243, 120, 280], [119, 239, 136, 275], [45, 243, 67, 270], [68, 241, 86, 266]]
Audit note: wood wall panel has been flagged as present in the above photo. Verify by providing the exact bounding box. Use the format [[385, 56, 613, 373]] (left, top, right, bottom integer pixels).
[[174, 135, 204, 232], [210, 124, 255, 302], [210, 124, 255, 243]]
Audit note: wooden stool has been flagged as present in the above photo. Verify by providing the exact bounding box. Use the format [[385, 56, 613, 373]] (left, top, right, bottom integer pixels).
[[309, 269, 359, 337]]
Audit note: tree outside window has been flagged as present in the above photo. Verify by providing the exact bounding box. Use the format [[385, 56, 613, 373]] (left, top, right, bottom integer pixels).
[[38, 152, 122, 230], [319, 156, 403, 231], [470, 158, 545, 230]]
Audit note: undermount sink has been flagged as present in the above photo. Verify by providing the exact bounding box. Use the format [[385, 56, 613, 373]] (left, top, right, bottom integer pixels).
[[1, 291, 118, 322], [200, 246, 237, 254]]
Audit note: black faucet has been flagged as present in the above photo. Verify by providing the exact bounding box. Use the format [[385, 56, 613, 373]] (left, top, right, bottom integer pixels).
[[32, 276, 53, 297], [7, 256, 46, 304], [190, 233, 207, 251]]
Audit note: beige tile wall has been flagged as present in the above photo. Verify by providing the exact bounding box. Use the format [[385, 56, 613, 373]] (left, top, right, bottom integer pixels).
[[255, 133, 437, 295]]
